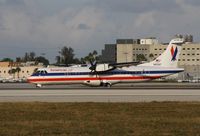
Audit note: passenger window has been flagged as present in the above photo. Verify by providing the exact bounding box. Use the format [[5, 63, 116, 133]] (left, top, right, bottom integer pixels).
[[35, 71, 40, 74], [40, 71, 44, 75]]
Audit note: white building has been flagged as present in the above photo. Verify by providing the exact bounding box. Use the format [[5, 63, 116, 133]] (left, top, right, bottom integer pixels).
[[101, 37, 200, 80], [140, 37, 158, 45]]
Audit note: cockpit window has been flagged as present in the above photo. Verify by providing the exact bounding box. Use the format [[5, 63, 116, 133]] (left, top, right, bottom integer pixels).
[[33, 70, 48, 75], [34, 70, 40, 74], [40, 71, 44, 75]]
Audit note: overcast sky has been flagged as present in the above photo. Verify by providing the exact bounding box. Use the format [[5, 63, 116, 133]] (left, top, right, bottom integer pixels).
[[0, 0, 200, 62]]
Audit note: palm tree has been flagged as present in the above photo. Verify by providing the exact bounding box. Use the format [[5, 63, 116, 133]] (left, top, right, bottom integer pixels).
[[15, 67, 21, 79], [59, 46, 75, 64], [83, 50, 99, 63], [29, 52, 36, 61], [9, 68, 17, 79], [149, 53, 154, 61], [55, 56, 61, 64], [136, 54, 147, 62]]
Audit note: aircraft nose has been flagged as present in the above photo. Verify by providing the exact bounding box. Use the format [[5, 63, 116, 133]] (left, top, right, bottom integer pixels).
[[27, 76, 33, 83]]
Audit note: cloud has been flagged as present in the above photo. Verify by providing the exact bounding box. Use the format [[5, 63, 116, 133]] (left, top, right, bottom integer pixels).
[[0, 2, 104, 60], [92, 0, 181, 13], [0, 0, 200, 62], [0, 0, 24, 5], [182, 0, 200, 6], [77, 24, 91, 30]]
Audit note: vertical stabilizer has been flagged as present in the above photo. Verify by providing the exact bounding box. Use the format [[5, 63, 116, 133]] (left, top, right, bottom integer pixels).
[[139, 38, 184, 68]]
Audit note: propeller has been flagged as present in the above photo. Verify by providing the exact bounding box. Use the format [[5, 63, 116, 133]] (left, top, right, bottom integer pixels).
[[89, 60, 99, 78], [89, 60, 97, 72]]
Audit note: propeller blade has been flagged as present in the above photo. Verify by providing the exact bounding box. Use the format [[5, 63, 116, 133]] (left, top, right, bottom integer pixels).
[[89, 60, 97, 72]]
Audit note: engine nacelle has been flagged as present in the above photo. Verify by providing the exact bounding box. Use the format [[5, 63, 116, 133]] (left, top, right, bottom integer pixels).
[[83, 80, 101, 87], [96, 64, 114, 72]]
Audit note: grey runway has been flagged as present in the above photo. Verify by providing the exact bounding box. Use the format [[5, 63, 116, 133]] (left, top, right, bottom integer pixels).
[[0, 82, 200, 89], [0, 88, 200, 102]]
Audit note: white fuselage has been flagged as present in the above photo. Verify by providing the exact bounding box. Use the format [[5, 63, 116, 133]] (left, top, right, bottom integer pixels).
[[27, 66, 183, 86], [27, 38, 185, 87]]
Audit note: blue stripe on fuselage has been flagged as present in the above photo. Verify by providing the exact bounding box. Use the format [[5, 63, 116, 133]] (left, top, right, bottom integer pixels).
[[31, 70, 183, 77]]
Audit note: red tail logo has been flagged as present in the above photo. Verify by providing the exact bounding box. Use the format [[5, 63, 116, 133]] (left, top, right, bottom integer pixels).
[[170, 46, 178, 61]]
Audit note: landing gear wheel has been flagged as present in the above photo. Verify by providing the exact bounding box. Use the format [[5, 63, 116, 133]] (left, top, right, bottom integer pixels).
[[36, 84, 42, 88], [105, 83, 112, 88]]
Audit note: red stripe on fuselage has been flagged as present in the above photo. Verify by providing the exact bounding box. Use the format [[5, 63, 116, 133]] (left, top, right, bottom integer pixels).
[[28, 76, 161, 83]]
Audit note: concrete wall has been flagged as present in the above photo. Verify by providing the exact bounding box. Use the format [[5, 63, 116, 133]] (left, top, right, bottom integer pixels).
[[101, 44, 116, 63], [116, 44, 133, 63]]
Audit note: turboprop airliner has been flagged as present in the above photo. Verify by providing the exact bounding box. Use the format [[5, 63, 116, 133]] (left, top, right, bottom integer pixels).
[[28, 38, 184, 87]]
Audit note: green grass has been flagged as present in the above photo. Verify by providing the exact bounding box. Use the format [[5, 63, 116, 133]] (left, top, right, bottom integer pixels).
[[0, 102, 200, 135]]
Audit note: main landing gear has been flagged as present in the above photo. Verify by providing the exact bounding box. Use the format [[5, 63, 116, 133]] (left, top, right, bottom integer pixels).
[[36, 84, 42, 88], [101, 82, 112, 88]]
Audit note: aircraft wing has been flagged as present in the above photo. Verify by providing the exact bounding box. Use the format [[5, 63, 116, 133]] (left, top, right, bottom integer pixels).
[[109, 61, 140, 68], [89, 61, 140, 74]]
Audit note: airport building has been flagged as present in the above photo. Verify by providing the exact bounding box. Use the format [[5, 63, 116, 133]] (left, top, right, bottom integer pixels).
[[0, 61, 44, 81], [101, 44, 116, 63], [101, 35, 200, 80]]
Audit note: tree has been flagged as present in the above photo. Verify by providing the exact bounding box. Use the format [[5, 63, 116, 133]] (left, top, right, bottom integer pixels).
[[55, 56, 61, 64], [92, 50, 98, 56], [60, 46, 74, 64], [16, 57, 22, 62], [9, 68, 17, 79], [136, 54, 147, 62], [15, 67, 21, 79], [56, 46, 79, 65], [35, 56, 49, 66], [1, 58, 13, 62], [29, 52, 36, 61], [24, 52, 30, 62], [22, 52, 36, 62], [83, 50, 99, 63], [149, 53, 154, 61], [80, 58, 85, 64], [17, 52, 49, 65], [73, 58, 81, 64]]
